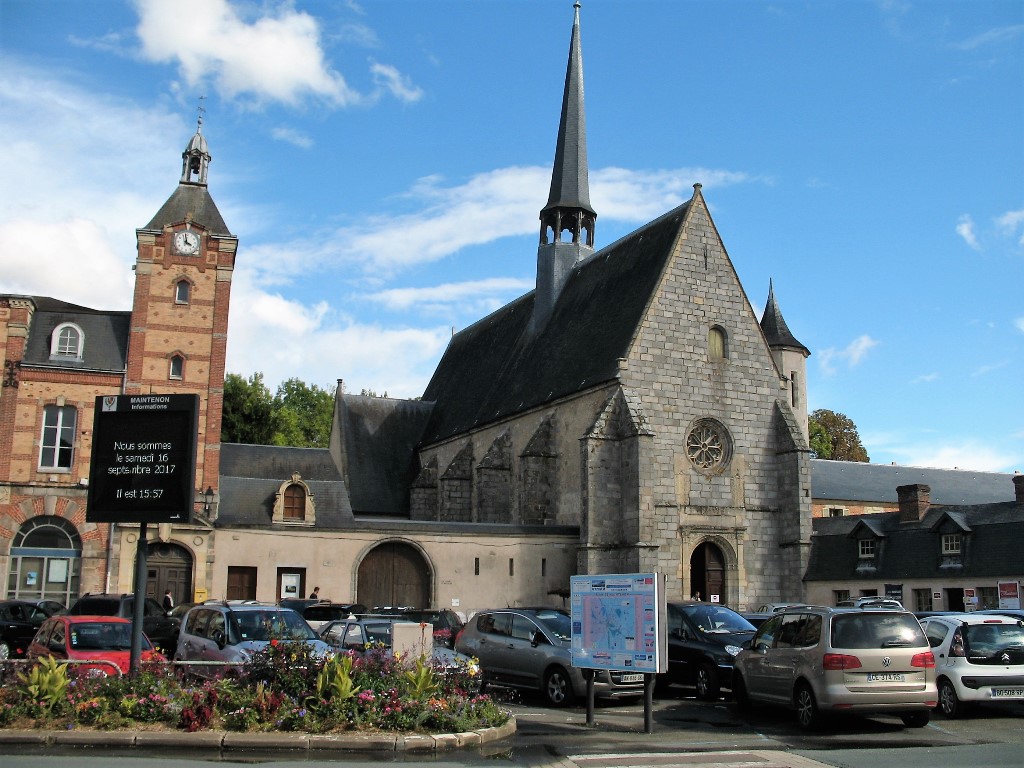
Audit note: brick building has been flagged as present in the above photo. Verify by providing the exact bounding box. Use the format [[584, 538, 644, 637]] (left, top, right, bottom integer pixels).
[[0, 121, 235, 608]]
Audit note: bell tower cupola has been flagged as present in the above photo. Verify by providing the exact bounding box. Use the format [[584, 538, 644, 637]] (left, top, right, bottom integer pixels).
[[532, 1, 596, 334], [180, 114, 211, 186]]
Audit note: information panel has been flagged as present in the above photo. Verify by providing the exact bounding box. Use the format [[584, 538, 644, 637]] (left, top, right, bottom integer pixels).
[[86, 394, 199, 523], [570, 573, 666, 675]]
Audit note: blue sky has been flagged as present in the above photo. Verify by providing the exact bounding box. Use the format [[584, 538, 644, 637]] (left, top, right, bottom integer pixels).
[[1, 0, 1021, 473]]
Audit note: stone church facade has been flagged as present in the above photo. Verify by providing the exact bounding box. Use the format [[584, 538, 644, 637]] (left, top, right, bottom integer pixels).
[[1, 5, 814, 615]]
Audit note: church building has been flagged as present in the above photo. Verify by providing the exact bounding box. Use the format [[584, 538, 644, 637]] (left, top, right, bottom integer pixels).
[[1, 5, 815, 615]]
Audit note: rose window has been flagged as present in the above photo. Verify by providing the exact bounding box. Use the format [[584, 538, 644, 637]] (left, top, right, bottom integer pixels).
[[686, 419, 731, 471]]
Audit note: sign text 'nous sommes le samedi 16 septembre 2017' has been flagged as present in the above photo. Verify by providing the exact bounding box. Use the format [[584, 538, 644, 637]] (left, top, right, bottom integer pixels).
[[86, 394, 199, 524]]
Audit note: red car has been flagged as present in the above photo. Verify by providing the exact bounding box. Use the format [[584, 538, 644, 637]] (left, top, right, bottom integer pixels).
[[27, 615, 164, 676]]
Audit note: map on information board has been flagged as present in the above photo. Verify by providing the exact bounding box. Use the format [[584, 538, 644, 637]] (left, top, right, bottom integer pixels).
[[570, 573, 666, 675]]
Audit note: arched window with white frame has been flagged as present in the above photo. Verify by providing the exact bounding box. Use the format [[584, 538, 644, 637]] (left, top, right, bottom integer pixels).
[[49, 322, 84, 360]]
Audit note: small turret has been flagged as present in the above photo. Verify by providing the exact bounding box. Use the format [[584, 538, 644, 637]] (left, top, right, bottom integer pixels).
[[761, 280, 810, 440]]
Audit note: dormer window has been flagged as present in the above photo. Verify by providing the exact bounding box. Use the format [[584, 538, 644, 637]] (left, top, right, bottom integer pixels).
[[858, 539, 876, 559], [941, 533, 961, 555], [50, 323, 84, 360], [283, 484, 305, 521], [272, 473, 315, 526]]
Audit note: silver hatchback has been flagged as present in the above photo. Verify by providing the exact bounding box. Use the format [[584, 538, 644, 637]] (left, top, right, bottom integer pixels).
[[733, 606, 937, 729], [455, 607, 645, 706]]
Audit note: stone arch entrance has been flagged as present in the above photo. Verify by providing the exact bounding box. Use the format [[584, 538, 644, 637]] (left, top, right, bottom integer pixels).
[[357, 541, 431, 609], [146, 542, 193, 607], [689, 541, 726, 603]]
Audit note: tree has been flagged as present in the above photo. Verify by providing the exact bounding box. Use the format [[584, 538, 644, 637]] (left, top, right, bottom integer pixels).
[[273, 378, 334, 448], [808, 409, 869, 462], [222, 372, 277, 444]]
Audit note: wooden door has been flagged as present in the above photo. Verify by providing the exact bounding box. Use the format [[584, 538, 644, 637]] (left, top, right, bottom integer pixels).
[[357, 543, 430, 609]]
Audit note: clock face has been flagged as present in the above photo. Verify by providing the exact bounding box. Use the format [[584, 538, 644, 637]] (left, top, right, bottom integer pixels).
[[173, 231, 200, 255]]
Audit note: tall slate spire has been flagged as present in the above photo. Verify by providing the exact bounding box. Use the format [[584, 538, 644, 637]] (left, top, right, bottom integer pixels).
[[540, 1, 596, 246], [760, 279, 808, 354], [533, 2, 596, 334]]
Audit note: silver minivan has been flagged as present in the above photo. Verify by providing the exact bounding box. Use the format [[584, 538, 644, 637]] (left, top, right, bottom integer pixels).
[[733, 606, 937, 729], [174, 601, 331, 679], [455, 607, 645, 706]]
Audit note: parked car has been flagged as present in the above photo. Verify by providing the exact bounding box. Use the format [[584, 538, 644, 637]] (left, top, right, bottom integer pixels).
[[299, 602, 366, 632], [753, 603, 807, 614], [318, 617, 474, 674], [740, 612, 773, 629], [732, 605, 936, 730], [455, 607, 645, 706], [369, 607, 464, 648], [658, 601, 756, 700], [27, 615, 164, 676], [837, 597, 905, 610], [34, 600, 66, 616], [0, 599, 54, 660], [918, 612, 1024, 717], [174, 601, 331, 680], [975, 609, 1024, 621], [67, 593, 180, 654]]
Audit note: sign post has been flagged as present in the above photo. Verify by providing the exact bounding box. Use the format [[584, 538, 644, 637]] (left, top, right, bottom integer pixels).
[[87, 394, 199, 674]]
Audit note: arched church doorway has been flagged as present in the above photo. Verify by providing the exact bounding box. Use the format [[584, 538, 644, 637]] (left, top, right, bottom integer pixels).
[[146, 542, 193, 608], [689, 541, 726, 603], [357, 542, 430, 609]]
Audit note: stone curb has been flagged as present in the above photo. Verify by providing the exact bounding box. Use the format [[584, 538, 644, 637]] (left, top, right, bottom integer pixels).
[[0, 716, 516, 753]]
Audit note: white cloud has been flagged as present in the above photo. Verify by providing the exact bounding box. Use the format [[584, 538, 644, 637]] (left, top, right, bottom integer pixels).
[[952, 24, 1024, 51], [956, 213, 980, 250], [132, 0, 419, 108], [889, 442, 1019, 473], [996, 208, 1024, 246], [971, 360, 1009, 377], [911, 372, 939, 384], [818, 335, 879, 375], [225, 272, 450, 396], [271, 127, 314, 149], [368, 278, 534, 311], [369, 62, 423, 103], [1015, 317, 1024, 334]]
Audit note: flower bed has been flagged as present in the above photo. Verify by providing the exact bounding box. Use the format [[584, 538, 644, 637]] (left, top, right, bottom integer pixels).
[[0, 643, 509, 735]]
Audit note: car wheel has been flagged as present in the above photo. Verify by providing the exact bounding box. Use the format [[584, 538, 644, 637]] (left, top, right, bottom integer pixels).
[[900, 711, 930, 728], [732, 672, 751, 712], [938, 678, 965, 718], [0, 642, 9, 661], [695, 662, 720, 701], [794, 683, 823, 731], [543, 665, 574, 707]]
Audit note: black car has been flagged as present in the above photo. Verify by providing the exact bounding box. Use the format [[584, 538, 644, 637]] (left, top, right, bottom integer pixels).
[[67, 593, 180, 654], [658, 601, 756, 700], [0, 599, 53, 660]]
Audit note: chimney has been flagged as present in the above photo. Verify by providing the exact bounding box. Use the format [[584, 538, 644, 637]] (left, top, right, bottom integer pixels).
[[1014, 474, 1024, 503], [897, 484, 931, 523]]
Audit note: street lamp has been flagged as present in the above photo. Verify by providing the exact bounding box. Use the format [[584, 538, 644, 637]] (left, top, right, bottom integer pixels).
[[204, 486, 214, 514]]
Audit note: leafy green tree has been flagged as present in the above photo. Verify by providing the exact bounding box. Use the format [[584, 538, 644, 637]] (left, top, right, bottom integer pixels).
[[273, 378, 334, 448], [221, 372, 277, 444], [808, 409, 869, 462]]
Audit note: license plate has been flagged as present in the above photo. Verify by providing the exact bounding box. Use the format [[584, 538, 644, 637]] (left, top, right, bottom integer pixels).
[[620, 673, 644, 683], [991, 688, 1024, 698], [866, 673, 905, 682]]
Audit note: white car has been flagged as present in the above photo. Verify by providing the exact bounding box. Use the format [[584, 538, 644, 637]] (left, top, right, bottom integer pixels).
[[919, 613, 1024, 717]]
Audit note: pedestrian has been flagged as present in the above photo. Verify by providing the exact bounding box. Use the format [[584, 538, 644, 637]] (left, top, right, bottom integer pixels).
[[309, 586, 320, 600], [163, 589, 174, 612]]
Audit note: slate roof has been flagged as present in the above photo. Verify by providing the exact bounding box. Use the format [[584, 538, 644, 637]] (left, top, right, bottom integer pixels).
[[760, 280, 808, 354], [420, 204, 689, 444], [811, 459, 1017, 506], [143, 183, 232, 236], [21, 296, 129, 373], [805, 501, 1024, 582], [336, 395, 434, 515], [216, 443, 354, 527]]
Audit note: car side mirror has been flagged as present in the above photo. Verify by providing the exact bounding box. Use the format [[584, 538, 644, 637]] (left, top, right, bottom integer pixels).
[[530, 631, 545, 646], [211, 629, 226, 649]]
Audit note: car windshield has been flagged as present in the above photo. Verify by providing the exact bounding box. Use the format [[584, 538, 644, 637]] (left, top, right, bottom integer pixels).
[[69, 622, 145, 651], [685, 606, 755, 634], [534, 610, 572, 641], [831, 612, 926, 649], [232, 610, 317, 642], [965, 623, 1024, 652]]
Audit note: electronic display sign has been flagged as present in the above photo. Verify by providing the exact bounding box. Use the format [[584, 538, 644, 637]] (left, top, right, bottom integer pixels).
[[86, 394, 199, 523]]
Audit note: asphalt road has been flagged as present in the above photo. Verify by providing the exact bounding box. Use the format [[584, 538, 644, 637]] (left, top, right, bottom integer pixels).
[[1, 685, 1021, 767]]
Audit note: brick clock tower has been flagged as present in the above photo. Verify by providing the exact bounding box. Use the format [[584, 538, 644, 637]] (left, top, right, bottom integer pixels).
[[127, 120, 236, 505]]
